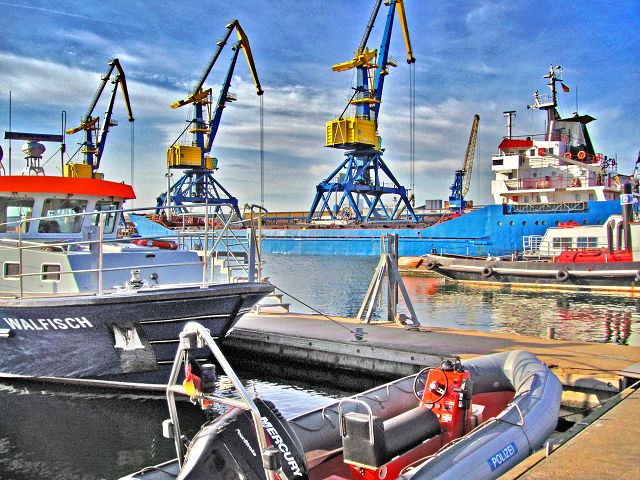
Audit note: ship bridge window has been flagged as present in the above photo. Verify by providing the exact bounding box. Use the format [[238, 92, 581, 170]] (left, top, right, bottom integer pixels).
[[552, 237, 573, 249], [3, 262, 19, 279], [0, 197, 34, 233], [577, 237, 598, 248], [40, 199, 88, 234], [92, 201, 120, 234], [41, 263, 61, 282]]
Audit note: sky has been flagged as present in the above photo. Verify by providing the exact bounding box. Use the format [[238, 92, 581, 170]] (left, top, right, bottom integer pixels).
[[0, 0, 638, 211]]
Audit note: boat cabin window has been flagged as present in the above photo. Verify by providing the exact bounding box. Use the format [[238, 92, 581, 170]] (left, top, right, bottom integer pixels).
[[3, 262, 19, 279], [552, 237, 573, 249], [41, 264, 61, 282], [0, 197, 34, 233], [92, 201, 120, 234], [577, 237, 598, 248], [40, 198, 88, 234]]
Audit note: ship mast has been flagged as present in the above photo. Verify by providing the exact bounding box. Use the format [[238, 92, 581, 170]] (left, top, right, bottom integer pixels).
[[527, 65, 563, 140]]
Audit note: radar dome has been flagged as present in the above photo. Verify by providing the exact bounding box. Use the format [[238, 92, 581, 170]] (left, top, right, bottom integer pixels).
[[21, 140, 46, 158]]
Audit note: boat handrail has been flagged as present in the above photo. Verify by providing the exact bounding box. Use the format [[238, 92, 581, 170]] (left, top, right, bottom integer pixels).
[[164, 321, 277, 480]]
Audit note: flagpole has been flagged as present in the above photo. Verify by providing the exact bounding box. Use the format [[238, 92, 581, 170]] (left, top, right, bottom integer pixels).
[[576, 85, 579, 114]]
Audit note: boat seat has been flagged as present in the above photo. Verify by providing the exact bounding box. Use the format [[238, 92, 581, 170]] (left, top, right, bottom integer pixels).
[[341, 407, 441, 468]]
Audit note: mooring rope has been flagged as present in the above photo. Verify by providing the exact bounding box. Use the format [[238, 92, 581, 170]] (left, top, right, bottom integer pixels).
[[273, 285, 357, 335]]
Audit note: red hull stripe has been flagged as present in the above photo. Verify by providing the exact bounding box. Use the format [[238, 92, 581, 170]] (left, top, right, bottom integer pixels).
[[0, 176, 136, 199]]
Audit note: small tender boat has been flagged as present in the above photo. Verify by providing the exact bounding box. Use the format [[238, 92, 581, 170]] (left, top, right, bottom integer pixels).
[[425, 202, 640, 293], [122, 322, 561, 480]]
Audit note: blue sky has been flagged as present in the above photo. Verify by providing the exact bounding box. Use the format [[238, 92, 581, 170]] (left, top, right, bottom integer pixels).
[[0, 0, 638, 210]]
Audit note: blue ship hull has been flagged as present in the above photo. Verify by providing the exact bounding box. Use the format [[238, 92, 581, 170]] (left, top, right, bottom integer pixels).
[[260, 201, 622, 256]]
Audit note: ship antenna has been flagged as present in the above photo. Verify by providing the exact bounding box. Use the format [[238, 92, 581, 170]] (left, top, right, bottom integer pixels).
[[503, 111, 516, 139]]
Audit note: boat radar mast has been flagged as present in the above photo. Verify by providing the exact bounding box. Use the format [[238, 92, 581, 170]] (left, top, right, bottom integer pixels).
[[527, 65, 567, 140]]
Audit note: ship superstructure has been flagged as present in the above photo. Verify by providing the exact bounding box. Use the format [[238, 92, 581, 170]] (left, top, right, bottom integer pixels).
[[491, 66, 621, 207]]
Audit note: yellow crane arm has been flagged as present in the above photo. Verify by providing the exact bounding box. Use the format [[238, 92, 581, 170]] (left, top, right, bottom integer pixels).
[[111, 58, 135, 123], [65, 116, 99, 135], [233, 22, 263, 95], [396, 0, 415, 63], [461, 114, 480, 197], [332, 49, 378, 72]]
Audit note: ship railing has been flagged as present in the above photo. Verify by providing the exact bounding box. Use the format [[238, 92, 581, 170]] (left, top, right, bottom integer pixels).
[[3, 203, 260, 299], [504, 175, 615, 192]]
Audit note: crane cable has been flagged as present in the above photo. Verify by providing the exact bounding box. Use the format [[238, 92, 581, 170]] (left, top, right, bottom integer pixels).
[[409, 62, 416, 205], [130, 120, 135, 199], [260, 94, 264, 207]]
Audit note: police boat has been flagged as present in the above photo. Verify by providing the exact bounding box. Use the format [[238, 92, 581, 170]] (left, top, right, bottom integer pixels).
[[122, 322, 562, 480]]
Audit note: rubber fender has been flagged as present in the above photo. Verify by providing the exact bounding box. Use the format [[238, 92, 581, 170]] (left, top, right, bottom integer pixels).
[[555, 269, 570, 282], [425, 261, 438, 271], [481, 266, 494, 278]]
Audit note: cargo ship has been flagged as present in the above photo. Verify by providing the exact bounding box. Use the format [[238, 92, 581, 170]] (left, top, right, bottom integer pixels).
[[135, 66, 628, 256]]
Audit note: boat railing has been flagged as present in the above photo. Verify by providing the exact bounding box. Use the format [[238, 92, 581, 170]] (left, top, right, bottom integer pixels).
[[3, 203, 260, 299], [164, 321, 278, 479]]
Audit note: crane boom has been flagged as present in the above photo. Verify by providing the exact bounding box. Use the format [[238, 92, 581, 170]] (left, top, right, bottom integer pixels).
[[449, 114, 480, 213], [64, 58, 134, 176], [462, 114, 480, 197]]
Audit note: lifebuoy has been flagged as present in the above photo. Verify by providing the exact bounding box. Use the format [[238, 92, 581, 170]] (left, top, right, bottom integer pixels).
[[596, 153, 603, 161], [481, 266, 494, 278], [133, 239, 178, 250], [555, 269, 570, 282], [577, 150, 587, 160], [425, 260, 438, 271], [537, 147, 545, 156], [563, 152, 572, 159]]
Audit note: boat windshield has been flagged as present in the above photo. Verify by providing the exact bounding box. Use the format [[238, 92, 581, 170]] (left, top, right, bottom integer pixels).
[[0, 197, 34, 233], [40, 198, 88, 234], [92, 201, 120, 234]]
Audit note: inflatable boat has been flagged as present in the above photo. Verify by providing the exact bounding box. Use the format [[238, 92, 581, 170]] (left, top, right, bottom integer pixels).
[[122, 322, 562, 480]]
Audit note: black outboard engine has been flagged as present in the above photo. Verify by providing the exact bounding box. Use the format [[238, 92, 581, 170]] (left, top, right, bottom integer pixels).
[[178, 398, 309, 480]]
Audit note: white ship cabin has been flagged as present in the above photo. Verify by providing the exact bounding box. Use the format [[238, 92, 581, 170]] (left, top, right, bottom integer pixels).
[[0, 176, 134, 241], [491, 123, 621, 206], [524, 215, 640, 260]]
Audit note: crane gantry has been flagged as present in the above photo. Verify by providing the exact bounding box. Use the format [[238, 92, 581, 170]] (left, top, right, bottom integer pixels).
[[156, 20, 263, 217], [449, 114, 480, 213], [65, 58, 134, 178], [307, 0, 417, 223]]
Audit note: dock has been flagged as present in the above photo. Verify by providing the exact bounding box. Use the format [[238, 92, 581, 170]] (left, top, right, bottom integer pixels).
[[227, 311, 640, 478]]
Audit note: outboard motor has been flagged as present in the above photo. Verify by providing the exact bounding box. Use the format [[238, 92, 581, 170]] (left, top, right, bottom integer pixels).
[[178, 398, 309, 480]]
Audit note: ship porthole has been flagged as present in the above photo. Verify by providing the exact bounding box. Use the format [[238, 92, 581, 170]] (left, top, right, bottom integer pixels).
[[522, 221, 527, 226], [535, 221, 539, 225], [497, 221, 503, 226], [542, 220, 547, 226], [510, 221, 514, 226]]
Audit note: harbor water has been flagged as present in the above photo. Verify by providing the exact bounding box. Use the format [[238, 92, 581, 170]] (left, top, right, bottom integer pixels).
[[261, 254, 640, 346], [1, 253, 639, 479]]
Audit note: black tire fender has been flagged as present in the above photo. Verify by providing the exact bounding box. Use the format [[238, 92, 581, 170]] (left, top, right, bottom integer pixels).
[[556, 269, 570, 282], [425, 260, 438, 271], [481, 266, 494, 278]]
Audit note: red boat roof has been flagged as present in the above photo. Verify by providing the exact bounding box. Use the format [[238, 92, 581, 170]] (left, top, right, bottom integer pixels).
[[498, 138, 534, 150], [0, 176, 136, 199]]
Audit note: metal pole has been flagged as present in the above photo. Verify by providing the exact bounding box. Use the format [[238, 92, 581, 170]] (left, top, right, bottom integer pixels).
[[98, 214, 104, 295], [18, 217, 23, 298], [387, 234, 398, 322], [202, 204, 209, 287], [8, 91, 12, 175], [622, 182, 633, 251]]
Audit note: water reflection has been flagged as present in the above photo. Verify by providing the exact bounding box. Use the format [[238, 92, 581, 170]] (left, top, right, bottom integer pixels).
[[262, 254, 640, 346]]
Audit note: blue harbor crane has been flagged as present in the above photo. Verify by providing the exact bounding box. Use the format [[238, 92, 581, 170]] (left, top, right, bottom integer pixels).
[[156, 20, 263, 217], [65, 58, 134, 178], [307, 0, 417, 223], [449, 114, 480, 213]]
